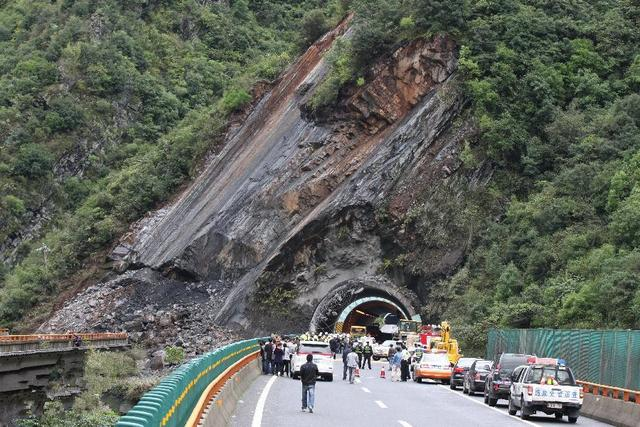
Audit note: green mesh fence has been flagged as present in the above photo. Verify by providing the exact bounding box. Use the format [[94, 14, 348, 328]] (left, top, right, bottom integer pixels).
[[115, 338, 265, 427], [487, 329, 640, 390]]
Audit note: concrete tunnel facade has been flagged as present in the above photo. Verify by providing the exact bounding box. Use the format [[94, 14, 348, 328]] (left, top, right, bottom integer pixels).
[[307, 278, 418, 334]]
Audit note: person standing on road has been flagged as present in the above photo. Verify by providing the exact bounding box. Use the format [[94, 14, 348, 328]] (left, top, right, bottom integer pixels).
[[300, 354, 319, 413], [355, 342, 363, 369], [283, 342, 292, 377], [362, 342, 373, 369], [391, 347, 402, 381], [342, 343, 352, 380], [400, 345, 411, 381], [259, 341, 266, 374], [387, 344, 396, 371], [273, 342, 284, 376], [329, 336, 339, 360], [346, 347, 359, 384], [264, 339, 274, 375]]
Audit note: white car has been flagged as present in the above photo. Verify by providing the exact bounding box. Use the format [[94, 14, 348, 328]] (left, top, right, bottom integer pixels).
[[291, 341, 334, 381], [373, 340, 402, 360]]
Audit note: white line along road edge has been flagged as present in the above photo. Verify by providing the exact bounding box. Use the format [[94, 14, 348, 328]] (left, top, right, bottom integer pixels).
[[251, 376, 278, 427], [440, 385, 539, 427]]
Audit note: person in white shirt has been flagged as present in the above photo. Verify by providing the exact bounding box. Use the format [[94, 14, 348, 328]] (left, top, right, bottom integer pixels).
[[283, 342, 292, 377]]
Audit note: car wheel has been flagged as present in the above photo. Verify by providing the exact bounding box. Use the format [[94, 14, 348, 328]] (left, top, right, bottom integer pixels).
[[520, 397, 530, 420], [568, 416, 578, 424], [292, 373, 299, 380], [326, 374, 333, 382], [555, 413, 563, 420], [373, 356, 380, 361], [450, 381, 456, 390], [463, 380, 468, 394], [488, 391, 498, 407], [507, 396, 517, 416]]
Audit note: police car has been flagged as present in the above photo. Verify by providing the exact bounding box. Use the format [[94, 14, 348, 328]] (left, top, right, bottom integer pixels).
[[507, 357, 583, 423]]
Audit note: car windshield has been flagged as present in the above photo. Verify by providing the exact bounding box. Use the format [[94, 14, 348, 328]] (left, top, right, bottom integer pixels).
[[499, 355, 531, 372], [475, 360, 493, 371], [457, 358, 477, 368], [298, 343, 330, 354], [420, 354, 450, 366], [525, 367, 576, 385]]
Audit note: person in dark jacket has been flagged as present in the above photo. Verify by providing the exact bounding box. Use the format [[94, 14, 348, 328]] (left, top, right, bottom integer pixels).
[[329, 337, 339, 359], [299, 354, 319, 413], [362, 342, 373, 369], [273, 343, 284, 376], [341, 343, 352, 380], [263, 339, 274, 375]]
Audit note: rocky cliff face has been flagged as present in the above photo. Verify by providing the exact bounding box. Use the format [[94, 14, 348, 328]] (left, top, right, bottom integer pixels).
[[42, 22, 491, 344]]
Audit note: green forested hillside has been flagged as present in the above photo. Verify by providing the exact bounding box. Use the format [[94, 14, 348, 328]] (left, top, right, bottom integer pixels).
[[332, 0, 640, 349], [0, 0, 346, 326], [1, 0, 640, 348]]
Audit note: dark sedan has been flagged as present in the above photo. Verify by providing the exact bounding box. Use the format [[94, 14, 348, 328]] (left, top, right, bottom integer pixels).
[[463, 359, 493, 395], [484, 353, 533, 406], [449, 357, 478, 390]]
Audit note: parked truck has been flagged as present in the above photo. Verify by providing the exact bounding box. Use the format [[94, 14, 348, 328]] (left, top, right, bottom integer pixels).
[[507, 358, 583, 423]]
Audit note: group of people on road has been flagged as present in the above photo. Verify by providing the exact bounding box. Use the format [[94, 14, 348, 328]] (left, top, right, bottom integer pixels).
[[259, 337, 294, 377], [258, 332, 427, 414], [388, 343, 414, 382]]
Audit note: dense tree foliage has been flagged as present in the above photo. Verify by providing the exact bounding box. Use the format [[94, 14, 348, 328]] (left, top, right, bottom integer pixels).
[[0, 0, 346, 325], [316, 0, 640, 351]]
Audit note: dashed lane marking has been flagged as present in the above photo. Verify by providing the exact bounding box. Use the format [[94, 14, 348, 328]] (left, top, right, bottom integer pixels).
[[251, 376, 277, 427], [375, 400, 388, 409], [361, 387, 371, 393], [439, 385, 539, 427], [398, 421, 412, 427]]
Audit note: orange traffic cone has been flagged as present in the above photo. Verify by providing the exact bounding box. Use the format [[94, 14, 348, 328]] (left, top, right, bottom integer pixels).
[[380, 367, 386, 379], [355, 367, 360, 377]]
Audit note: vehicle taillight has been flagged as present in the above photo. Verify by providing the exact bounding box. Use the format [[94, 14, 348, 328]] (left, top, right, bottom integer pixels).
[[527, 386, 533, 396], [493, 384, 500, 391], [454, 367, 464, 373], [580, 390, 584, 398]]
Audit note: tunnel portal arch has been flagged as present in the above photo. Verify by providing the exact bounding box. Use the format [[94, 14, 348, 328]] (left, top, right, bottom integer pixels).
[[309, 278, 418, 334], [335, 296, 410, 333]]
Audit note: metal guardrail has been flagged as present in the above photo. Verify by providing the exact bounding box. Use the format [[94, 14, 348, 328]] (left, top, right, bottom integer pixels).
[[578, 380, 640, 404], [116, 337, 265, 427], [0, 332, 129, 354]]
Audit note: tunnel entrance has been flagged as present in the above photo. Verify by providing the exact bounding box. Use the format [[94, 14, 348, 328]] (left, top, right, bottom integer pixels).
[[309, 278, 417, 341], [336, 296, 409, 338]]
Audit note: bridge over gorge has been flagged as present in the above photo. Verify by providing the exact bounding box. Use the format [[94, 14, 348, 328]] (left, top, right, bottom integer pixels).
[[0, 332, 129, 424], [116, 330, 640, 427]]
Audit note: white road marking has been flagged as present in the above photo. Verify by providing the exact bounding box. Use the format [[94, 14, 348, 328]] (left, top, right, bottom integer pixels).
[[439, 385, 539, 427], [251, 376, 277, 427], [375, 400, 388, 409], [361, 387, 371, 393], [398, 421, 413, 427]]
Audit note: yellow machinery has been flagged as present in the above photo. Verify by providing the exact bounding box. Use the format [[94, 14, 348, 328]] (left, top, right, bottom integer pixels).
[[349, 325, 366, 338], [430, 321, 461, 365]]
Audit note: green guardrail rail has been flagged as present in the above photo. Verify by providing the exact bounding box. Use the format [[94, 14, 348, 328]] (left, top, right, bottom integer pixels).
[[116, 337, 265, 427], [487, 328, 640, 390]]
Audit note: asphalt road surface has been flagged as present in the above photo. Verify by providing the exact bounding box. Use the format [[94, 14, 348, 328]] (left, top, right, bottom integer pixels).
[[231, 360, 612, 427]]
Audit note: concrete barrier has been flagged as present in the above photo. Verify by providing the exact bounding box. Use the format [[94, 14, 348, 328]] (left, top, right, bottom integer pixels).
[[582, 394, 640, 427], [199, 358, 262, 427]]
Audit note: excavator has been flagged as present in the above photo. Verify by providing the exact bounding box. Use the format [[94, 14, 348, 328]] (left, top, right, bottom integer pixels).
[[428, 321, 461, 365]]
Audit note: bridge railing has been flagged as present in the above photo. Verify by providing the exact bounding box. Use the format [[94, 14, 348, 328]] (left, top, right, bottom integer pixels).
[[578, 380, 640, 404], [116, 337, 264, 427], [0, 332, 129, 354]]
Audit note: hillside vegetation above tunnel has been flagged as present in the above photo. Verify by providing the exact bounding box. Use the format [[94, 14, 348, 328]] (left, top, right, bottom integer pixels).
[[1, 0, 640, 358]]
